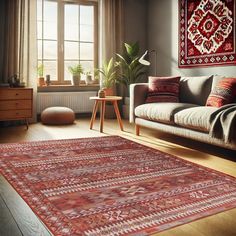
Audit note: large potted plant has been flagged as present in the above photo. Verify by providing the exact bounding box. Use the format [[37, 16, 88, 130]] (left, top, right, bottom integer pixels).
[[97, 57, 118, 96], [116, 42, 149, 96], [116, 42, 149, 118], [68, 64, 84, 86]]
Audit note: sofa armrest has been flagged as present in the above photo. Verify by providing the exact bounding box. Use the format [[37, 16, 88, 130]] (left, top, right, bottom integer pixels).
[[129, 83, 148, 123]]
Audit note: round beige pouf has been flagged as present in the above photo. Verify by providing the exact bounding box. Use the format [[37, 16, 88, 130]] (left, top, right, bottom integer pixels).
[[41, 107, 75, 125]]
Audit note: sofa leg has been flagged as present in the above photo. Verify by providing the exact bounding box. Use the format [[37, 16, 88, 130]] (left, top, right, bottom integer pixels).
[[135, 124, 140, 136]]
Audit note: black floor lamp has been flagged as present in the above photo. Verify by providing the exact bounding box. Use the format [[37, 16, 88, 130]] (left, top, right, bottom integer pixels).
[[139, 50, 157, 76]]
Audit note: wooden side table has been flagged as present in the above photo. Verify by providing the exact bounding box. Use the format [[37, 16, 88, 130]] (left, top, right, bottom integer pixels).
[[89, 96, 123, 133]]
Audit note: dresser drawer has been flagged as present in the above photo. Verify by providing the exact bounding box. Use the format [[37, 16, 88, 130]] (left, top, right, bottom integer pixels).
[[0, 89, 32, 100], [0, 110, 32, 120], [0, 100, 32, 110]]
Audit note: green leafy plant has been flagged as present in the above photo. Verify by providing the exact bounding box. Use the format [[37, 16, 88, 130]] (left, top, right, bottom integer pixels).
[[97, 58, 118, 88], [68, 64, 84, 75], [92, 68, 100, 84], [37, 63, 44, 77], [116, 42, 149, 87]]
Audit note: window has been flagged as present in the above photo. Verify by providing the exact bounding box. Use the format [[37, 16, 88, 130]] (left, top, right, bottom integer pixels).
[[37, 0, 98, 85]]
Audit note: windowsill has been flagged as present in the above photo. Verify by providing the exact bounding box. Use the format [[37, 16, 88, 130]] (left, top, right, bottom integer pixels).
[[37, 84, 100, 92]]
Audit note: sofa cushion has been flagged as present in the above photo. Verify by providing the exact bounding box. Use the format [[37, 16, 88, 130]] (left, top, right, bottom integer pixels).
[[206, 77, 236, 107], [174, 106, 218, 132], [179, 75, 213, 105], [135, 103, 198, 124], [211, 75, 225, 91], [146, 76, 180, 103]]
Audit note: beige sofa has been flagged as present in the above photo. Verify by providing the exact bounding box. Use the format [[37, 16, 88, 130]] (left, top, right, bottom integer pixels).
[[130, 76, 236, 151]]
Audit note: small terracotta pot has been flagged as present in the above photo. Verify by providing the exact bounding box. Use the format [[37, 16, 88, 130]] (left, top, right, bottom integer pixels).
[[38, 77, 45, 86], [98, 89, 105, 98], [103, 88, 114, 96]]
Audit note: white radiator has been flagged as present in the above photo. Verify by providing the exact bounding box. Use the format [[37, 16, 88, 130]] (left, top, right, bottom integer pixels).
[[37, 91, 97, 114]]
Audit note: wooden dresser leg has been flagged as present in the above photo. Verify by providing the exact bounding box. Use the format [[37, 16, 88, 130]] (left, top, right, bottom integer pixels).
[[135, 124, 140, 136]]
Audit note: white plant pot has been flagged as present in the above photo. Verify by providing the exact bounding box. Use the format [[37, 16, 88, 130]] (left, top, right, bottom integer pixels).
[[71, 75, 81, 86], [85, 75, 92, 85]]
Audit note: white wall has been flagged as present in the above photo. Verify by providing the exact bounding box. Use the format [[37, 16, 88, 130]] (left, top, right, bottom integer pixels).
[[148, 0, 236, 77]]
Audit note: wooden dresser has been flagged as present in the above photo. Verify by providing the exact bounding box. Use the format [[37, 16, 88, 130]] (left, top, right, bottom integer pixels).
[[0, 88, 33, 128]]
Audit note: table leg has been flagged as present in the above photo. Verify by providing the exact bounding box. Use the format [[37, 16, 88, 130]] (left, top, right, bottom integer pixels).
[[100, 101, 106, 132], [90, 100, 99, 129], [113, 101, 124, 131], [135, 124, 140, 136]]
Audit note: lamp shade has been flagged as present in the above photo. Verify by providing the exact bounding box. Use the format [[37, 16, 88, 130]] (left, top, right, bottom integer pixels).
[[139, 50, 151, 66]]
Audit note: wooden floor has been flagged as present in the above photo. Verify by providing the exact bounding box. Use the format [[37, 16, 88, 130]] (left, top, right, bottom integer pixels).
[[0, 118, 236, 236]]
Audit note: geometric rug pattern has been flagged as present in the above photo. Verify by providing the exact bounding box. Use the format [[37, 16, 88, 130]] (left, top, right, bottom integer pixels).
[[0, 136, 236, 235]]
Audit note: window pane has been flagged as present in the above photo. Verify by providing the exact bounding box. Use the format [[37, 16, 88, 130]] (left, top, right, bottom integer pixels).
[[37, 0, 42, 21], [80, 6, 93, 25], [64, 61, 79, 81], [65, 4, 79, 41], [37, 21, 42, 39], [43, 40, 57, 59], [43, 1, 57, 40], [80, 25, 93, 42], [44, 1, 57, 22], [80, 43, 93, 60], [44, 61, 57, 81], [65, 23, 79, 41], [65, 4, 79, 24], [44, 22, 57, 40], [65, 41, 79, 60], [37, 40, 42, 60], [80, 61, 93, 74]]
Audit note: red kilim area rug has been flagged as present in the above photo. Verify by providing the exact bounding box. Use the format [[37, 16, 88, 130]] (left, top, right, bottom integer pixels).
[[179, 0, 236, 67], [0, 136, 236, 235]]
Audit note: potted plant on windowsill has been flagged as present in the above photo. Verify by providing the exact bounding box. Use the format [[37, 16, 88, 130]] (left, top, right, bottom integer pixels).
[[68, 64, 84, 86], [85, 71, 93, 85], [37, 63, 45, 87]]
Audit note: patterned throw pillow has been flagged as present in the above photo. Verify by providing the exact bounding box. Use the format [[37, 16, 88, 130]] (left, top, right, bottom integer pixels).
[[206, 78, 236, 107], [146, 76, 181, 103]]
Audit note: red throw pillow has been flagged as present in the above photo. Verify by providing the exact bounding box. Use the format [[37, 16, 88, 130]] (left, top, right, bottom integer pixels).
[[146, 76, 181, 103], [206, 77, 236, 107]]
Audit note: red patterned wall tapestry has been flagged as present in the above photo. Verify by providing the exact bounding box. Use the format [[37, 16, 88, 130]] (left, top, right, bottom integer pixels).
[[179, 0, 236, 67]]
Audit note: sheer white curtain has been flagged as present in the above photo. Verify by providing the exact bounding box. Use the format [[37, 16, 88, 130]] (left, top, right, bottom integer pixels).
[[18, 0, 37, 122]]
